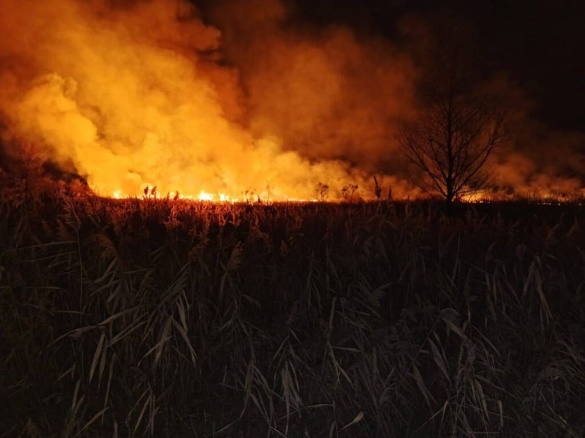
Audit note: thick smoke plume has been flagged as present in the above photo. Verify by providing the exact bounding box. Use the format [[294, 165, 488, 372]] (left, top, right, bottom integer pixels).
[[0, 0, 582, 200], [207, 0, 419, 170], [0, 0, 415, 200]]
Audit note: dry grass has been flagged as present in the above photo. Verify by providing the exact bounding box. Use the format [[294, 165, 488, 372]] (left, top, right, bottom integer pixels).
[[1, 186, 585, 437]]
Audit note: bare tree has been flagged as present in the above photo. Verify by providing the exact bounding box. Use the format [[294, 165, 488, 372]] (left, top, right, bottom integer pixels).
[[398, 80, 506, 205], [398, 16, 506, 206]]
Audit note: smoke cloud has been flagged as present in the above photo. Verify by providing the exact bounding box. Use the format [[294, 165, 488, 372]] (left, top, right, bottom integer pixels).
[[0, 0, 582, 200], [207, 0, 419, 170], [0, 0, 408, 200]]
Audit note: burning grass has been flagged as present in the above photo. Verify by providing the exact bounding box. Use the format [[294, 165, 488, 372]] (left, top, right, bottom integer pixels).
[[1, 188, 585, 437]]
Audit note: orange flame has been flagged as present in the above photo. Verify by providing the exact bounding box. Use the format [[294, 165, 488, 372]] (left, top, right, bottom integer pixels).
[[0, 0, 413, 201], [0, 0, 582, 202]]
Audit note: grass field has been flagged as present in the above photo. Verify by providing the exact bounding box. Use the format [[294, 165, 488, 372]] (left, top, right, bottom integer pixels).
[[1, 187, 585, 437]]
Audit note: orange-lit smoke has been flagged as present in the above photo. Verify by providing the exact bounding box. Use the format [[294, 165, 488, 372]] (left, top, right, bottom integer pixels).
[[0, 0, 416, 200], [0, 0, 582, 201], [208, 0, 419, 170], [482, 76, 585, 199]]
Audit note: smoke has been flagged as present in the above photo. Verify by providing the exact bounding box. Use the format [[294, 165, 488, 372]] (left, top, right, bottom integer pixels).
[[483, 75, 585, 198], [0, 0, 582, 200], [0, 0, 410, 200], [207, 0, 419, 170]]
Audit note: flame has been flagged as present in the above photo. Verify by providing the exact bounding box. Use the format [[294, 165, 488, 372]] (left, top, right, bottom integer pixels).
[[197, 191, 214, 202], [0, 0, 412, 201], [0, 0, 582, 202]]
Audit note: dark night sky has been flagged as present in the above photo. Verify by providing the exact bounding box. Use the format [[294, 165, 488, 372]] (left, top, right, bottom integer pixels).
[[285, 0, 585, 132]]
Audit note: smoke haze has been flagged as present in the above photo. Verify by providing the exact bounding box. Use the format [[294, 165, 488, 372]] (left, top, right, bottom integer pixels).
[[0, 0, 582, 200]]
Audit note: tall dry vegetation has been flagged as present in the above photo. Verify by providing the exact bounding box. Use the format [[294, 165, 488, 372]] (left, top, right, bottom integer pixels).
[[1, 182, 585, 437]]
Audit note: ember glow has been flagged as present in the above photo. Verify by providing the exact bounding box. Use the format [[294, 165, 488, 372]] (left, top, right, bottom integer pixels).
[[0, 0, 583, 201]]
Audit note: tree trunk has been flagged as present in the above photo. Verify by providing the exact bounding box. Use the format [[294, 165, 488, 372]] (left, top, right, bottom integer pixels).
[[446, 177, 455, 205]]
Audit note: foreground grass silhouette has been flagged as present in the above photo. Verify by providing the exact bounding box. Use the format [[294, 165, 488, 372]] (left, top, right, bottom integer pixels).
[[1, 191, 584, 437]]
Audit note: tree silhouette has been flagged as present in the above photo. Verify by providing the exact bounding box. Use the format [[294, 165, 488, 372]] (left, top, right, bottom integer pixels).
[[398, 17, 506, 205], [398, 81, 505, 204]]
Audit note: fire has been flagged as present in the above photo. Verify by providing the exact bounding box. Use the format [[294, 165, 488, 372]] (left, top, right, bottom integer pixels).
[[198, 191, 214, 202], [0, 0, 405, 202], [111, 187, 318, 203], [0, 0, 582, 202]]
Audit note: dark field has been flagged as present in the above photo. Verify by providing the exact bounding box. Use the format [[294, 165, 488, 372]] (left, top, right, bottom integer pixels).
[[1, 192, 585, 437]]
